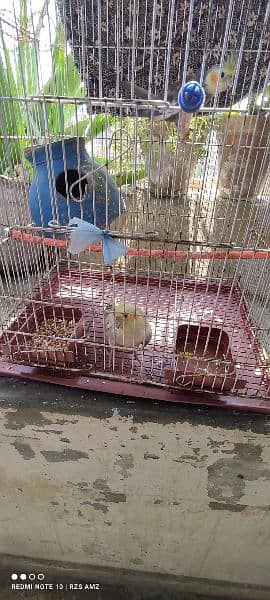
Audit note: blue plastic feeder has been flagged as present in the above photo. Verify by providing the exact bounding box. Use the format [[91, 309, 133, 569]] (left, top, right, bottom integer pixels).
[[24, 137, 125, 231]]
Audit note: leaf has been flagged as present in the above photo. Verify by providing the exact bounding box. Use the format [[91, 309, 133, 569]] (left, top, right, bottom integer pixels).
[[64, 118, 90, 138], [0, 50, 23, 169], [88, 114, 114, 138], [113, 166, 145, 187]]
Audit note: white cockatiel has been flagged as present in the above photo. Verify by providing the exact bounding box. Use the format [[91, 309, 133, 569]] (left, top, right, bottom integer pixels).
[[104, 301, 152, 351]]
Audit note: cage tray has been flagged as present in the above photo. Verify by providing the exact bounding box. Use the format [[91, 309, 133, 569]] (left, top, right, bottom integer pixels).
[[0, 266, 269, 414]]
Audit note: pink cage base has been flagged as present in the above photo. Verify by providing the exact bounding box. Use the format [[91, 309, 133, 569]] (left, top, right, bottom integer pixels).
[[0, 266, 269, 413]]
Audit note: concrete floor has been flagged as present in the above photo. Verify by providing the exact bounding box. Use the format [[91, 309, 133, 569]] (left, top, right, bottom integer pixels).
[[0, 377, 270, 599]]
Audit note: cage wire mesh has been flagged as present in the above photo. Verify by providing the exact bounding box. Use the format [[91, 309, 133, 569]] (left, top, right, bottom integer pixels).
[[0, 0, 269, 407]]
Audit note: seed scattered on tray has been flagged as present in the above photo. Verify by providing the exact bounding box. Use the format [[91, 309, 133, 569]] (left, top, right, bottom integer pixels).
[[25, 318, 75, 351]]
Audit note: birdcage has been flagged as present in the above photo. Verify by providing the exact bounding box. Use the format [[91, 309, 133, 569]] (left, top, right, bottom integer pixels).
[[0, 0, 269, 413]]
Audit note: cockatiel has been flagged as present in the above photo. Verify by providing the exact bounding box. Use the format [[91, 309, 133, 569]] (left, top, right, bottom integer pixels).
[[104, 301, 152, 353], [123, 53, 236, 138]]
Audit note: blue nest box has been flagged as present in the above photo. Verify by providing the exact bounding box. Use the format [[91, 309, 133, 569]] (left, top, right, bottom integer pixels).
[[24, 137, 125, 230]]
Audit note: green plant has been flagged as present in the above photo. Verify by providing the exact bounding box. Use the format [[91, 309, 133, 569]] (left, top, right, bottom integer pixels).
[[0, 2, 110, 176], [137, 116, 210, 161], [188, 115, 211, 159], [0, 2, 146, 187]]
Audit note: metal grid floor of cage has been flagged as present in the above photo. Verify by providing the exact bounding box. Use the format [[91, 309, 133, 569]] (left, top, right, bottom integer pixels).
[[0, 264, 269, 408]]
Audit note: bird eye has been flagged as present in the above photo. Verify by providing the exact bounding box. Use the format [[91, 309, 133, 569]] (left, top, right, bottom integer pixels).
[[221, 71, 225, 78], [124, 313, 128, 318]]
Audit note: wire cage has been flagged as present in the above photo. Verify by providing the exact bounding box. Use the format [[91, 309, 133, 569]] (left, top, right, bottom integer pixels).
[[0, 0, 269, 412]]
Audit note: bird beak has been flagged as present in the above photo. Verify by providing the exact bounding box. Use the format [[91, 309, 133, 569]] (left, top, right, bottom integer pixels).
[[128, 314, 137, 321]]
